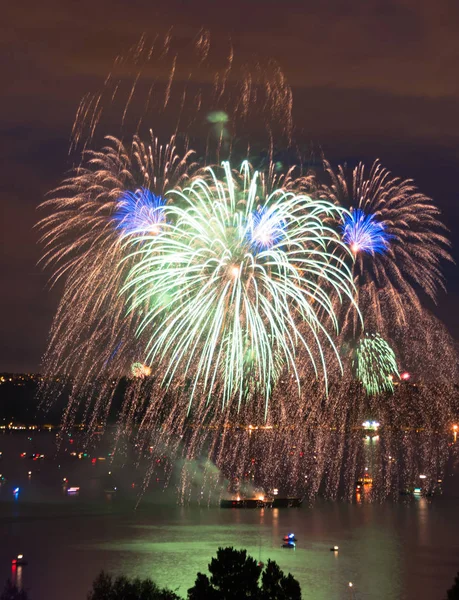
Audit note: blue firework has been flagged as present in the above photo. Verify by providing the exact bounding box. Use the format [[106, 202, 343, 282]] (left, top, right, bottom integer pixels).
[[114, 188, 165, 236], [342, 209, 390, 255], [247, 207, 286, 251]]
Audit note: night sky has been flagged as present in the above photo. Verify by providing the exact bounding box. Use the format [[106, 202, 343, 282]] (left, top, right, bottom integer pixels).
[[2, 0, 459, 372]]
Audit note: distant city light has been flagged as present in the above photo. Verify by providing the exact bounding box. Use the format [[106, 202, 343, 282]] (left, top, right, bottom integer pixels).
[[131, 363, 151, 378], [362, 420, 380, 430]]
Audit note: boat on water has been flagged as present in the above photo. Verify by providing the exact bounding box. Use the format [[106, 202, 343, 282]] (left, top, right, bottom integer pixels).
[[399, 487, 434, 497], [281, 542, 296, 549], [356, 474, 373, 486]]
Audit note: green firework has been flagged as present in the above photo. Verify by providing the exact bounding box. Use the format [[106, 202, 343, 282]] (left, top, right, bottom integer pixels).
[[354, 333, 399, 395], [122, 161, 357, 413]]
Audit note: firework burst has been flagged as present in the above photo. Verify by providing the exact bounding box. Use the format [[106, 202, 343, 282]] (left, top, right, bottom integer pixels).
[[353, 333, 399, 395], [122, 161, 357, 413], [38, 32, 458, 504], [321, 160, 451, 334], [114, 188, 166, 237], [342, 208, 390, 256], [38, 133, 196, 430]]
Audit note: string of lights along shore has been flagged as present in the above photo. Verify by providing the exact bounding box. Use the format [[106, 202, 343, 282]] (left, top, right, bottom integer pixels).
[[39, 31, 457, 503]]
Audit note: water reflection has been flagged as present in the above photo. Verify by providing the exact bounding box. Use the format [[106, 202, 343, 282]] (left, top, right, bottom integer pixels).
[[0, 432, 458, 600]]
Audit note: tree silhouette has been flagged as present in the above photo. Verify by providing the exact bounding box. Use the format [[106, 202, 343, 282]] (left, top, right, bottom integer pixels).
[[446, 571, 459, 600], [88, 571, 180, 600], [187, 547, 301, 600], [187, 573, 219, 600], [261, 560, 301, 600]]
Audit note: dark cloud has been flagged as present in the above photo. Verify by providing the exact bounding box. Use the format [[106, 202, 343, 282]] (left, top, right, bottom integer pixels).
[[1, 0, 459, 370]]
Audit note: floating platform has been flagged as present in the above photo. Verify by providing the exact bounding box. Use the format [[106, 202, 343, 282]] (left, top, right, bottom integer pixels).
[[220, 497, 302, 509], [272, 497, 302, 508], [220, 498, 265, 508]]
